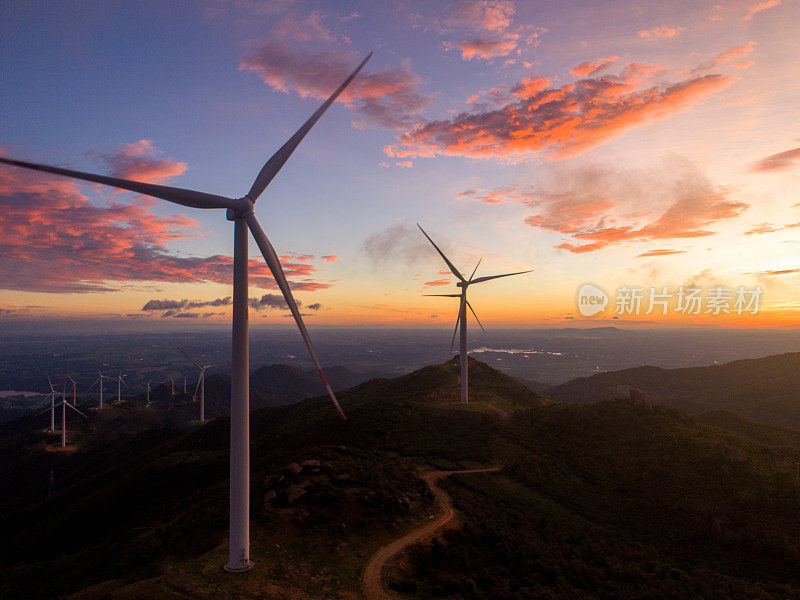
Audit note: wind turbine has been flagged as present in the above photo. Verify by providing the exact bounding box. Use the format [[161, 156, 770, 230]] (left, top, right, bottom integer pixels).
[[115, 373, 126, 404], [418, 224, 532, 404], [56, 387, 88, 448], [170, 376, 175, 396], [177, 347, 220, 423], [87, 371, 114, 409], [45, 374, 57, 432], [66, 375, 77, 406], [146, 380, 152, 406], [0, 52, 368, 572]]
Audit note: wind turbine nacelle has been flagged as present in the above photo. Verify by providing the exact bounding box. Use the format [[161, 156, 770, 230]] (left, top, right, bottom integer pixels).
[[456, 281, 468, 288]]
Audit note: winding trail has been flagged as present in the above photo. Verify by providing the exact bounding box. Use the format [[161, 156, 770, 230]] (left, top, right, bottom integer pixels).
[[362, 467, 502, 600]]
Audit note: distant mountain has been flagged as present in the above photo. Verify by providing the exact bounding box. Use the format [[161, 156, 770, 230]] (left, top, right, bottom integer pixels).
[[546, 352, 800, 429]]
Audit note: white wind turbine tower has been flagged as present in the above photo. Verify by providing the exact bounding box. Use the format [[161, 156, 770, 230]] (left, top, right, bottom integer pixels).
[[87, 371, 114, 409], [115, 373, 126, 404], [66, 375, 77, 407], [56, 387, 88, 448], [146, 380, 152, 406], [0, 52, 369, 572], [44, 374, 57, 432], [177, 347, 220, 423], [170, 376, 175, 396], [418, 224, 532, 404], [183, 377, 187, 394]]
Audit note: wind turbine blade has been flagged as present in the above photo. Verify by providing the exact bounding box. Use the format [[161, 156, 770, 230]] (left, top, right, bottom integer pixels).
[[202, 362, 223, 369], [246, 52, 372, 202], [66, 402, 89, 419], [466, 300, 486, 333], [470, 269, 534, 285], [0, 157, 238, 210], [423, 293, 462, 297], [450, 307, 462, 355], [86, 378, 99, 393], [468, 258, 483, 282], [417, 224, 465, 282], [245, 213, 346, 420], [193, 375, 202, 400], [47, 374, 54, 393], [177, 346, 203, 370]]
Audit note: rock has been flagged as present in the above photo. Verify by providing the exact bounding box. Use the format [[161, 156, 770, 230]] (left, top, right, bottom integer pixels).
[[285, 462, 302, 475], [301, 459, 320, 469], [287, 485, 307, 503], [335, 474, 351, 482], [263, 490, 277, 509]]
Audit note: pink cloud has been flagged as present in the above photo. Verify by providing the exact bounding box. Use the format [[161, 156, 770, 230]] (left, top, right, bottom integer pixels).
[[239, 43, 431, 129], [692, 42, 757, 73], [321, 254, 338, 262], [0, 155, 330, 293], [743, 0, 780, 20], [749, 147, 800, 172], [570, 56, 619, 77], [457, 186, 537, 204], [87, 139, 187, 184], [396, 160, 414, 168], [385, 59, 735, 160], [638, 25, 684, 39], [424, 279, 452, 287], [449, 38, 517, 60]]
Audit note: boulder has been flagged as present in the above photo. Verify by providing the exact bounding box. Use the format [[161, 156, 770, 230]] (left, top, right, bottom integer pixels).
[[335, 474, 351, 482], [287, 485, 307, 504], [285, 462, 302, 475], [301, 459, 320, 470]]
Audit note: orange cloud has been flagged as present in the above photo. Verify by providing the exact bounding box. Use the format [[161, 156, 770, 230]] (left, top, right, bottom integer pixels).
[[321, 255, 338, 262], [749, 147, 800, 172], [636, 249, 687, 257], [693, 42, 756, 73], [424, 279, 452, 287], [450, 38, 517, 60], [458, 186, 537, 204], [385, 63, 735, 160], [638, 25, 684, 39], [743, 0, 780, 20], [444, 0, 515, 33], [570, 56, 619, 77], [88, 139, 187, 184], [271, 11, 334, 42]]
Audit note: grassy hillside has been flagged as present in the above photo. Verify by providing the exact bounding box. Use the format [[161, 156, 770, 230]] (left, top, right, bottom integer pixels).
[[545, 352, 800, 429], [3, 357, 800, 599]]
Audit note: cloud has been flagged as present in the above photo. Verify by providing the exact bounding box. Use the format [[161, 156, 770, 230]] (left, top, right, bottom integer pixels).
[[141, 297, 231, 311], [321, 255, 338, 262], [749, 147, 800, 172], [174, 312, 200, 318], [249, 293, 290, 311], [240, 43, 431, 129], [457, 186, 537, 204], [424, 279, 452, 287], [0, 154, 330, 293], [385, 56, 735, 160], [363, 224, 436, 266], [306, 302, 322, 310], [743, 0, 780, 20], [271, 11, 334, 42], [87, 139, 187, 184], [748, 267, 800, 277], [570, 56, 619, 77], [474, 158, 747, 253], [635, 249, 687, 257], [692, 42, 756, 73], [745, 221, 800, 234], [638, 25, 684, 39], [396, 160, 414, 168], [443, 1, 515, 33], [448, 38, 517, 60]]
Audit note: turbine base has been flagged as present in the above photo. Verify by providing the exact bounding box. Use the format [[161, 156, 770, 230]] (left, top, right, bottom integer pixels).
[[223, 560, 255, 573]]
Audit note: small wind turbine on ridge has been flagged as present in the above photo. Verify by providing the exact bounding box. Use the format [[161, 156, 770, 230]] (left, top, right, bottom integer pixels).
[[178, 347, 220, 423], [418, 224, 532, 404], [0, 51, 371, 572], [56, 386, 88, 448]]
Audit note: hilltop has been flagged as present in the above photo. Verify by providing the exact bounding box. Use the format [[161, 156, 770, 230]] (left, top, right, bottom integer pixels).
[[2, 357, 800, 599], [546, 351, 800, 429]]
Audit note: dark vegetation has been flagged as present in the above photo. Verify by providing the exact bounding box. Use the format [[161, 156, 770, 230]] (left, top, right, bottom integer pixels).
[[545, 352, 800, 429], [3, 355, 800, 599]]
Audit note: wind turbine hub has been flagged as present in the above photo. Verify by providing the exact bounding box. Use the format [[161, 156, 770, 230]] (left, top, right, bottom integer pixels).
[[226, 198, 255, 221]]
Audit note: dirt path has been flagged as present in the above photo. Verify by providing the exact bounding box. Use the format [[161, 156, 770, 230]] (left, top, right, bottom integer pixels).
[[361, 467, 501, 600]]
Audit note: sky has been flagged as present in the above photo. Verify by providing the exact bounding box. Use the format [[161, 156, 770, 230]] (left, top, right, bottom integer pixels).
[[1, 0, 799, 330]]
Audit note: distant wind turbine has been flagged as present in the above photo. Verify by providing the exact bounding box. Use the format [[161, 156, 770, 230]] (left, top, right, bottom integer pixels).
[[418, 224, 532, 404], [170, 376, 175, 396], [177, 347, 220, 423], [116, 373, 126, 404], [146, 380, 152, 406], [56, 387, 88, 448], [0, 51, 370, 572], [87, 371, 114, 409], [45, 374, 57, 432]]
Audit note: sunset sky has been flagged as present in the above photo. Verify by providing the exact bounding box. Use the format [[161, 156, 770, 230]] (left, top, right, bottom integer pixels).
[[1, 0, 799, 329]]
